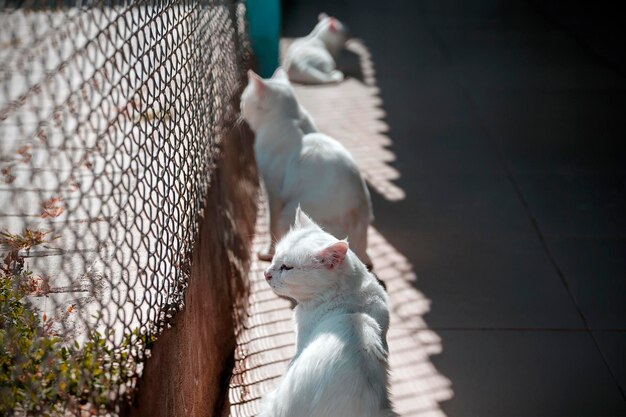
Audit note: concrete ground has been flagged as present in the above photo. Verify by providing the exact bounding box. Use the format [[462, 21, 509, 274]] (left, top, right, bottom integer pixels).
[[274, 0, 626, 416]]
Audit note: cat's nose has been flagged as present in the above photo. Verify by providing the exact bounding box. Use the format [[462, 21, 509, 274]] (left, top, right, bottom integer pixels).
[[264, 271, 272, 281]]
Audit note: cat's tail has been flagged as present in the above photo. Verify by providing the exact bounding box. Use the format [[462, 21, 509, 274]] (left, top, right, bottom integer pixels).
[[289, 63, 344, 84], [364, 178, 374, 223]]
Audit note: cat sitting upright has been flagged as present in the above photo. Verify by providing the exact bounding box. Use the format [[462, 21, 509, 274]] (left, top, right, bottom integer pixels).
[[241, 68, 373, 267], [258, 208, 396, 417], [283, 13, 348, 84]]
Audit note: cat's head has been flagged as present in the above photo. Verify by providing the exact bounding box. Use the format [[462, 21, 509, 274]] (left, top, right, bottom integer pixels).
[[312, 13, 349, 51], [241, 68, 299, 131], [264, 207, 352, 302]]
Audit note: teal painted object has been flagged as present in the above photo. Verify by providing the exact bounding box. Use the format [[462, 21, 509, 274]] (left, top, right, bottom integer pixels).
[[246, 0, 281, 77]]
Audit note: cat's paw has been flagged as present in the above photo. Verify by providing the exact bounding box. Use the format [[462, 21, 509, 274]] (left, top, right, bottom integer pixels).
[[329, 70, 345, 83]]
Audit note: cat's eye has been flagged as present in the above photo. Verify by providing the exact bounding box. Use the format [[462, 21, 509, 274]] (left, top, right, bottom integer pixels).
[[279, 264, 293, 271]]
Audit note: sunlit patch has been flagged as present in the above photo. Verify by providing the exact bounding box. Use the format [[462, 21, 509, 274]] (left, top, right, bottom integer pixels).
[[368, 228, 453, 416], [229, 201, 296, 414]]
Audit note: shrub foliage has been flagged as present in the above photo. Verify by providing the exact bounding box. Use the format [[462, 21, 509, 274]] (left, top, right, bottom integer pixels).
[[0, 230, 154, 416]]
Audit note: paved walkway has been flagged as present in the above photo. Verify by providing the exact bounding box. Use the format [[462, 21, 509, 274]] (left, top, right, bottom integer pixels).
[[231, 1, 626, 416]]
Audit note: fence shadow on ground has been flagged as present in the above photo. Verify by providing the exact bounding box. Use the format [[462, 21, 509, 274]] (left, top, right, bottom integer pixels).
[[229, 38, 451, 417]]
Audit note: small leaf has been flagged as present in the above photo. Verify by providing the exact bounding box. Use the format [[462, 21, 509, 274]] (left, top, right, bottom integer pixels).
[[40, 198, 64, 218]]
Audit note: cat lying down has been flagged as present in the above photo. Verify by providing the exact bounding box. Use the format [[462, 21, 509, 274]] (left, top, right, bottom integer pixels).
[[258, 208, 397, 417], [241, 68, 374, 268], [283, 13, 348, 84]]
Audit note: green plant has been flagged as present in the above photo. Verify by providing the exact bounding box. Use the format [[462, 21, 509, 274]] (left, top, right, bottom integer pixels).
[[1, 229, 58, 278], [0, 230, 155, 416], [0, 229, 53, 252]]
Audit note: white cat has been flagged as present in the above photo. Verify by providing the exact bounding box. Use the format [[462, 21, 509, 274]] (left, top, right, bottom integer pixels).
[[283, 13, 348, 84], [258, 208, 395, 417], [278, 68, 318, 135], [241, 68, 373, 267]]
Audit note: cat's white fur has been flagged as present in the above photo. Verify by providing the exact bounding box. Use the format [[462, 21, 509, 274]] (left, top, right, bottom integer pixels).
[[257, 68, 319, 134], [258, 208, 396, 417], [241, 68, 373, 266], [283, 13, 348, 84]]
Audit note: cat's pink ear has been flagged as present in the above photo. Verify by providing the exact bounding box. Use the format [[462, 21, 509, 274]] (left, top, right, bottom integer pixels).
[[248, 70, 266, 93], [318, 12, 328, 22], [272, 67, 288, 82], [318, 241, 349, 270], [328, 18, 338, 32], [294, 205, 316, 229]]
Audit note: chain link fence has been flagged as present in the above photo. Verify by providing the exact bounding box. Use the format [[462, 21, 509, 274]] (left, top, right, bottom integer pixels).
[[0, 0, 250, 414]]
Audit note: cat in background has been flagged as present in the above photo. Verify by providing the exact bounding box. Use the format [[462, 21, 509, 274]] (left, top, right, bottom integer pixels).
[[258, 208, 395, 417], [283, 13, 348, 84], [241, 68, 373, 267]]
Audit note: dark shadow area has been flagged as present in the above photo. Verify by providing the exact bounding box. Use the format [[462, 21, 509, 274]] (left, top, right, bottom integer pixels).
[[338, 48, 364, 83], [528, 0, 626, 75], [283, 0, 626, 415]]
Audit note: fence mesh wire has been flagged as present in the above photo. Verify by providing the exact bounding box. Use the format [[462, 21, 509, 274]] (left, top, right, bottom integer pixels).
[[0, 0, 249, 414]]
